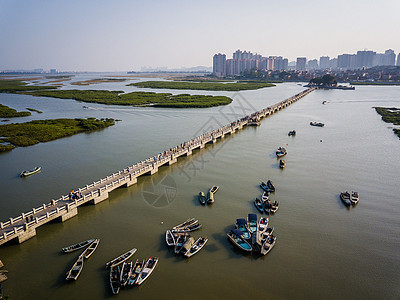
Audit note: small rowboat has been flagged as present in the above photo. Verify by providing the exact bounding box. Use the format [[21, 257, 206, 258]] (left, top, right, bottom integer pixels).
[[235, 219, 251, 240], [174, 235, 188, 254], [227, 229, 252, 252], [110, 266, 120, 295], [135, 257, 159, 286], [247, 214, 257, 234], [66, 255, 84, 281], [184, 237, 208, 258], [172, 221, 202, 233], [260, 234, 276, 255], [172, 218, 197, 231], [105, 248, 137, 269], [350, 191, 359, 205], [198, 192, 206, 205], [209, 185, 219, 194], [81, 239, 100, 259], [20, 167, 41, 177], [62, 239, 95, 253], [279, 159, 286, 168], [120, 261, 132, 287], [165, 230, 175, 247], [340, 192, 351, 206], [254, 198, 264, 213], [127, 259, 145, 286], [310, 121, 324, 127]]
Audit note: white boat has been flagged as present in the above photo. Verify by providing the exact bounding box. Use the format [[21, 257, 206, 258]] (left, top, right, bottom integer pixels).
[[62, 239, 95, 253], [127, 259, 145, 286], [20, 166, 41, 177], [184, 237, 208, 258], [109, 266, 120, 295], [66, 255, 84, 281], [165, 230, 175, 247], [120, 261, 132, 287], [82, 239, 100, 259], [135, 257, 159, 286], [260, 234, 276, 255], [105, 248, 137, 269], [172, 218, 197, 231], [181, 236, 195, 255]]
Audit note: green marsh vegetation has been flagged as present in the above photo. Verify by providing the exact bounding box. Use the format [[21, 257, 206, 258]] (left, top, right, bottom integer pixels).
[[0, 118, 116, 152], [0, 104, 31, 118], [374, 107, 400, 139], [0, 80, 57, 92], [26, 108, 43, 113], [128, 80, 275, 91]]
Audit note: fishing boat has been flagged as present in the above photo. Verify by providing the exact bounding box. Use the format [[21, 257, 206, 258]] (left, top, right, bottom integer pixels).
[[322, 100, 328, 104], [235, 219, 251, 240], [350, 191, 359, 205], [127, 259, 145, 286], [310, 121, 325, 127], [260, 182, 272, 193], [110, 266, 120, 295], [279, 159, 286, 168], [82, 238, 100, 259], [172, 218, 197, 231], [180, 236, 195, 255], [257, 217, 269, 244], [105, 248, 137, 269], [66, 255, 84, 281], [20, 166, 41, 177], [209, 185, 219, 194], [267, 180, 275, 192], [135, 257, 159, 286], [120, 261, 132, 287], [288, 130, 296, 136], [227, 229, 252, 252], [265, 200, 279, 214], [62, 239, 95, 253], [174, 235, 188, 254], [260, 234, 276, 255], [184, 237, 208, 258], [198, 191, 206, 205], [172, 221, 202, 233], [207, 192, 214, 204], [276, 147, 287, 157], [340, 192, 351, 206], [165, 230, 176, 247], [247, 214, 257, 234], [254, 197, 264, 213], [261, 191, 270, 201]]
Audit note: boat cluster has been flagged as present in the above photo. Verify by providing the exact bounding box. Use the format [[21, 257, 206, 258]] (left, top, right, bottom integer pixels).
[[198, 185, 219, 205], [227, 214, 276, 255], [165, 218, 207, 258], [340, 191, 359, 207], [288, 130, 296, 136], [276, 147, 287, 168], [64, 238, 100, 281], [255, 180, 279, 214]]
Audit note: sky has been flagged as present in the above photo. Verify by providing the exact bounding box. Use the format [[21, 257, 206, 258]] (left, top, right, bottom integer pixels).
[[1, 0, 399, 72]]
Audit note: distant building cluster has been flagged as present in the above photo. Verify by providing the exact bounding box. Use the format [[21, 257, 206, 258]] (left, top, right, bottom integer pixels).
[[213, 49, 400, 77], [213, 50, 288, 77]]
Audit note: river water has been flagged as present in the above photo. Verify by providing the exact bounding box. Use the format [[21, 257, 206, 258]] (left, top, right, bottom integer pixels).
[[0, 76, 399, 299]]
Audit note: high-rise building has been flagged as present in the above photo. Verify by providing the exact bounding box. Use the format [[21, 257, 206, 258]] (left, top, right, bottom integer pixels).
[[319, 56, 330, 69], [296, 57, 306, 71], [397, 53, 400, 66], [213, 53, 226, 77], [330, 58, 338, 69], [384, 49, 396, 66], [50, 69, 57, 74], [356, 50, 376, 68], [307, 59, 318, 70]]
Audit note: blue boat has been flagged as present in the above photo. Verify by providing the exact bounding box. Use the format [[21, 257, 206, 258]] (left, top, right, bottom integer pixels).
[[235, 219, 251, 240], [247, 214, 257, 234], [260, 180, 275, 193], [227, 229, 252, 252]]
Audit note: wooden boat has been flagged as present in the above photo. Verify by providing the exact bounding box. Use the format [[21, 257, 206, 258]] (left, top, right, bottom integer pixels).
[[0, 283, 2, 300], [109, 266, 120, 295], [184, 237, 208, 258], [207, 192, 214, 204], [62, 239, 95, 253], [260, 234, 276, 255], [276, 147, 287, 157], [181, 236, 195, 255], [322, 101, 328, 104], [267, 180, 275, 192], [235, 219, 251, 240], [165, 230, 176, 247], [257, 217, 269, 244], [247, 214, 257, 234], [350, 191, 359, 205], [172, 218, 197, 231], [254, 197, 264, 213], [127, 259, 145, 286], [198, 191, 206, 205], [135, 257, 159, 286], [20, 166, 41, 177], [66, 255, 84, 281], [288, 130, 296, 136], [265, 200, 279, 214], [310, 121, 325, 127], [82, 238, 100, 259], [279, 159, 286, 168], [105, 248, 137, 269], [172, 222, 202, 233], [174, 235, 188, 254], [209, 185, 219, 194], [227, 229, 252, 252], [261, 191, 270, 201], [340, 192, 351, 206], [120, 261, 132, 287]]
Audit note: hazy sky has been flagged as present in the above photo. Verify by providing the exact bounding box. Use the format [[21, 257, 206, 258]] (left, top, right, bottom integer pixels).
[[1, 0, 399, 72]]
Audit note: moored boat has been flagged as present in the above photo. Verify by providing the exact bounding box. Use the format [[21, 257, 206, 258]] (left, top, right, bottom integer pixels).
[[254, 197, 264, 213], [127, 259, 145, 286], [340, 192, 351, 206], [261, 191, 270, 201], [110, 266, 120, 295], [165, 230, 175, 247], [20, 166, 41, 177], [276, 147, 287, 157], [120, 261, 132, 287], [174, 235, 188, 254], [82, 238, 100, 259], [288, 130, 296, 136], [172, 218, 197, 231], [247, 214, 257, 234], [260, 234, 276, 255], [279, 159, 286, 168], [105, 248, 137, 269], [265, 199, 279, 214], [260, 181, 273, 193], [207, 192, 214, 204], [62, 239, 95, 253], [172, 221, 201, 233], [135, 257, 159, 286], [66, 255, 84, 281], [257, 217, 269, 244], [310, 121, 325, 127], [184, 237, 208, 258], [235, 218, 251, 240], [181, 236, 195, 255], [227, 229, 252, 252], [198, 192, 206, 205], [350, 191, 359, 205], [209, 185, 219, 194], [267, 180, 275, 192]]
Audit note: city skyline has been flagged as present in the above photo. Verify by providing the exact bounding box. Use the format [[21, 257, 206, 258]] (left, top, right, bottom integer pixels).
[[1, 0, 400, 72]]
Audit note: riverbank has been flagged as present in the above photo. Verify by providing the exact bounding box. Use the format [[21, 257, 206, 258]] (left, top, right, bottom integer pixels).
[[128, 80, 275, 91], [0, 118, 115, 152]]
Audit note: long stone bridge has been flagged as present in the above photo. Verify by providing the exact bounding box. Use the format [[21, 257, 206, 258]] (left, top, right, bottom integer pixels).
[[0, 87, 315, 246]]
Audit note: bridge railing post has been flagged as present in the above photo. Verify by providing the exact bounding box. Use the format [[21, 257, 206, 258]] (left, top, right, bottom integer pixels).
[[9, 218, 13, 225], [0, 222, 3, 229]]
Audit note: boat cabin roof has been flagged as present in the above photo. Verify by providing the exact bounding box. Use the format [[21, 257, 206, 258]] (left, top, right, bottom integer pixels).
[[236, 218, 247, 225]]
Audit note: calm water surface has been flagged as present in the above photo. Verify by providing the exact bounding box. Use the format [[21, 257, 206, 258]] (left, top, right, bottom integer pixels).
[[0, 77, 399, 299]]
